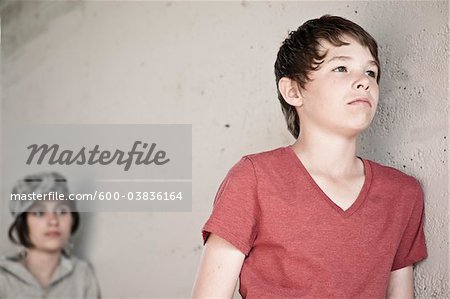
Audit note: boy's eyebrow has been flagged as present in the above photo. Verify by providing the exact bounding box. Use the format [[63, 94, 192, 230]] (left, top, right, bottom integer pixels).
[[326, 55, 352, 63], [326, 55, 378, 68]]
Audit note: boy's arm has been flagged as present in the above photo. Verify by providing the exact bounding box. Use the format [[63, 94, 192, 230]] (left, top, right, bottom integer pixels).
[[192, 233, 245, 299], [386, 265, 414, 299]]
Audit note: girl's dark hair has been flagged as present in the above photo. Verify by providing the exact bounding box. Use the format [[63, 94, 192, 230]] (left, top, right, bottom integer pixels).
[[8, 211, 80, 248], [274, 15, 380, 139]]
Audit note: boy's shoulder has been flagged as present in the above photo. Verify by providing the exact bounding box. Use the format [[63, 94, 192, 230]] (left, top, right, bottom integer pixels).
[[243, 146, 287, 161], [241, 146, 289, 168], [365, 158, 421, 188]]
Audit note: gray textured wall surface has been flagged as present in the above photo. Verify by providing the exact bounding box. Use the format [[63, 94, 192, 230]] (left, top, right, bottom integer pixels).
[[0, 1, 448, 298]]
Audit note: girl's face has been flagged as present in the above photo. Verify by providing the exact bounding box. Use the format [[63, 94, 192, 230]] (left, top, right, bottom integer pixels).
[[26, 201, 73, 253]]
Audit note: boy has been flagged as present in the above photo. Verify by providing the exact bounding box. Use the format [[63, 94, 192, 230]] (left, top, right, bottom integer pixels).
[[192, 15, 427, 298]]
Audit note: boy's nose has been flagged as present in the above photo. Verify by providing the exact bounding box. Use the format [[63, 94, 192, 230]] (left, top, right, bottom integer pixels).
[[353, 74, 370, 91], [357, 83, 369, 90]]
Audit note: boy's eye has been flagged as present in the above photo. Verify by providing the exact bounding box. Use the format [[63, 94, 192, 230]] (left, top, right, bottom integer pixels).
[[366, 70, 377, 78], [333, 66, 347, 73]]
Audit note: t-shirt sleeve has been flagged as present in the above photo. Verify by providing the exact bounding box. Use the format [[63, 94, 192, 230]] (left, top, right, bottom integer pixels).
[[391, 180, 428, 271], [202, 157, 259, 256]]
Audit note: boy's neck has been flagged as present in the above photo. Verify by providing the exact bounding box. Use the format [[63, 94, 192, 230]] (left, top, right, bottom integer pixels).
[[291, 131, 361, 177]]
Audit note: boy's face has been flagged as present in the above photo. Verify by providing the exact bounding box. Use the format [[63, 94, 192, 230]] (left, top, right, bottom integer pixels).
[[298, 35, 379, 137]]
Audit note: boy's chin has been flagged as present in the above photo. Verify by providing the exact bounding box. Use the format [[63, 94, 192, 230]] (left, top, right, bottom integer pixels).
[[347, 119, 375, 132], [340, 124, 373, 137]]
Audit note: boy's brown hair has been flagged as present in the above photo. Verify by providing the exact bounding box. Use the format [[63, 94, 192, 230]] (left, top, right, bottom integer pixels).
[[274, 15, 381, 139]]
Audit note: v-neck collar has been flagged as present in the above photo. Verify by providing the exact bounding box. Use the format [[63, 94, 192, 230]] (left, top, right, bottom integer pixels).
[[285, 145, 372, 218]]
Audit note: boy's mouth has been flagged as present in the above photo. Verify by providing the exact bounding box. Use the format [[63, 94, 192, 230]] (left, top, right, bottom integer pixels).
[[348, 98, 372, 107]]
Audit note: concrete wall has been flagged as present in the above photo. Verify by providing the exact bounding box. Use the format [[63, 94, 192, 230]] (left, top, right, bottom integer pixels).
[[1, 1, 448, 298]]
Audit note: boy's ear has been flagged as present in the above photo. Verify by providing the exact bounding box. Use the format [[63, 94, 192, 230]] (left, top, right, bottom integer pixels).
[[278, 77, 303, 107]]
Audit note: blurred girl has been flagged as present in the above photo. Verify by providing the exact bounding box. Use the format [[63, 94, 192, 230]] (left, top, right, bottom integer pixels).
[[0, 172, 101, 298]]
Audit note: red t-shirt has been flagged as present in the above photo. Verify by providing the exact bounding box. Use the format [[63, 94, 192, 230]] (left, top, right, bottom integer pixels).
[[202, 146, 427, 298]]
